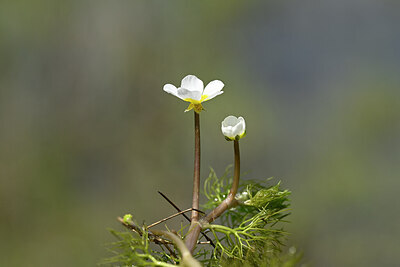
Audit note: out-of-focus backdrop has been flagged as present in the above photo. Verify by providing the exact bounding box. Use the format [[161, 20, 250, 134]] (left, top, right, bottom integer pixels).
[[1, 0, 399, 266]]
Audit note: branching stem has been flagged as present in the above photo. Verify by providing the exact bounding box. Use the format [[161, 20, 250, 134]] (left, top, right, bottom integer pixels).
[[185, 140, 241, 253]]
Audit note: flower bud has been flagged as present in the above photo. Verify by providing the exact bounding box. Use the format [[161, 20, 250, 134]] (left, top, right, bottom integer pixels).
[[122, 214, 133, 224], [221, 116, 246, 141]]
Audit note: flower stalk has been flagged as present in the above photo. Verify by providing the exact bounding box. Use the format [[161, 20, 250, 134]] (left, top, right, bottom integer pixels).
[[184, 111, 202, 251], [191, 111, 201, 223]]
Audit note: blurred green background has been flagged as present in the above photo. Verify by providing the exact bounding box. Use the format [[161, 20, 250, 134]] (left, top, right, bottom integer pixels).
[[1, 0, 399, 266]]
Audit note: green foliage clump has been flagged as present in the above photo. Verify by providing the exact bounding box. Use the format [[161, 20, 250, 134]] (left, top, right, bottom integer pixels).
[[103, 167, 300, 266], [198, 167, 295, 266]]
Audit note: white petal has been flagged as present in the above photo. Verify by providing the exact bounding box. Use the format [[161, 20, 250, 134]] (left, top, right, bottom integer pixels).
[[221, 124, 233, 138], [222, 116, 239, 127], [177, 88, 202, 101], [227, 127, 235, 137], [181, 75, 204, 93], [163, 84, 183, 99], [203, 80, 224, 101], [232, 122, 244, 136], [238, 117, 246, 134], [203, 91, 224, 102]]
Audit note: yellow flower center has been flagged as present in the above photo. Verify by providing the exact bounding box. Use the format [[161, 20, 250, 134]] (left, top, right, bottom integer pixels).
[[183, 95, 208, 113]]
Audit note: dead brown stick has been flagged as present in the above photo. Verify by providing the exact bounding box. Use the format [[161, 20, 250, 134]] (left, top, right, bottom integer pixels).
[[117, 217, 178, 260], [117, 217, 170, 244], [158, 191, 216, 248], [147, 208, 201, 229]]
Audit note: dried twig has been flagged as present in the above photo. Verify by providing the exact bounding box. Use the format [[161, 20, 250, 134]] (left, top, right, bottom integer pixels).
[[158, 191, 216, 248], [147, 208, 201, 229], [117, 217, 178, 260]]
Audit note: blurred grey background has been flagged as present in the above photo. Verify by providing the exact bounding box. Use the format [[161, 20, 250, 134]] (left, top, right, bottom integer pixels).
[[1, 0, 399, 266]]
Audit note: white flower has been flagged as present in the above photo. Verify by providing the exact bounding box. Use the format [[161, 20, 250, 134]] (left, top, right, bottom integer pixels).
[[163, 75, 224, 113], [221, 116, 246, 141]]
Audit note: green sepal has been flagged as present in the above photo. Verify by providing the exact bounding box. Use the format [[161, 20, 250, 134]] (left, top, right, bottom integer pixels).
[[225, 136, 234, 141]]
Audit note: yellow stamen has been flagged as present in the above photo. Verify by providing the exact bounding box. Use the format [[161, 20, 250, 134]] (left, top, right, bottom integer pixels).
[[185, 103, 203, 113], [185, 103, 195, 112], [193, 104, 203, 113]]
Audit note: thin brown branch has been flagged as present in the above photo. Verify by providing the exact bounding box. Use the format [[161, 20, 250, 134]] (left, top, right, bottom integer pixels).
[[117, 216, 143, 234], [147, 208, 200, 229], [117, 217, 171, 245], [158, 191, 192, 222], [158, 191, 216, 248], [117, 217, 178, 260]]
